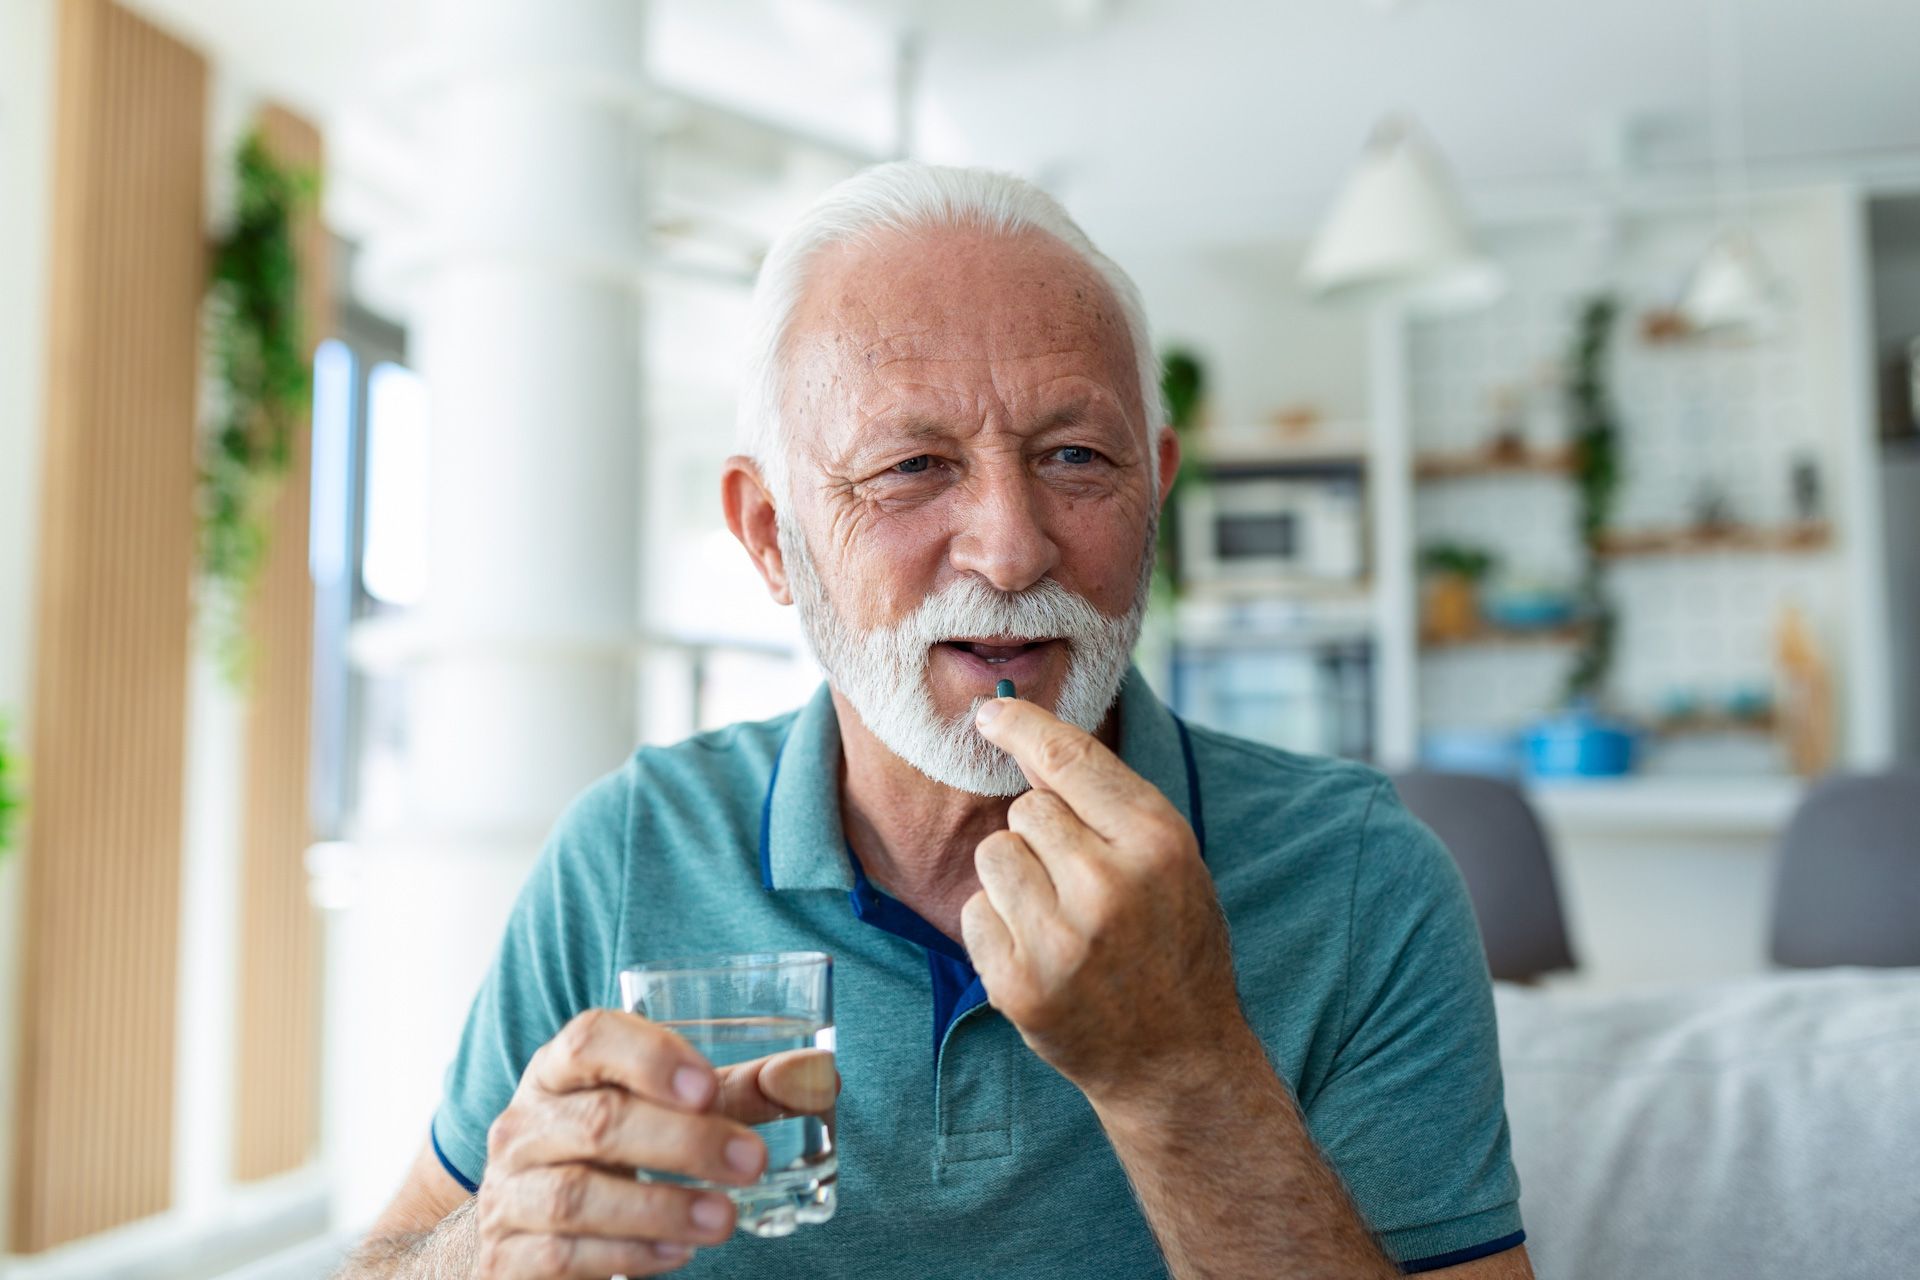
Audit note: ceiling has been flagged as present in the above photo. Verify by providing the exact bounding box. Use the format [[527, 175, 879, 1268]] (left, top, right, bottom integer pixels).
[[125, 0, 1920, 252]]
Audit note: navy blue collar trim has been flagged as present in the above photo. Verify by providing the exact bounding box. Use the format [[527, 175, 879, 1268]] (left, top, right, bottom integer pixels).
[[1174, 712, 1206, 860], [1400, 1229, 1526, 1274], [843, 842, 969, 962]]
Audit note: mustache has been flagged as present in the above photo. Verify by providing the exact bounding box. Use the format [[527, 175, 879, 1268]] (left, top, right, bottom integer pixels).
[[890, 576, 1114, 653]]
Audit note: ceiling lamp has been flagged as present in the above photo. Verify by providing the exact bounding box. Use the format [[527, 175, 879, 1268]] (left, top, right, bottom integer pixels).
[[1680, 228, 1777, 336], [1302, 115, 1502, 311], [1678, 0, 1778, 337]]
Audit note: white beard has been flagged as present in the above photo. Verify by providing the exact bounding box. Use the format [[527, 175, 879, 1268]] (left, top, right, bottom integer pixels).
[[779, 514, 1153, 797]]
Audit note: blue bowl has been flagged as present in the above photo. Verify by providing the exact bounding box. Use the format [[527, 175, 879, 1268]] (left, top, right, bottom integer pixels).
[[1481, 589, 1579, 631]]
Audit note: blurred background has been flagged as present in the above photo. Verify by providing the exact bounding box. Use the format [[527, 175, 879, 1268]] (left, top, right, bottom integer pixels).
[[1, 0, 1916, 1276]]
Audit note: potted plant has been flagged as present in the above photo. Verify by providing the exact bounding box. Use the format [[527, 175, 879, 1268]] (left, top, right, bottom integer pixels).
[[1419, 542, 1497, 642]]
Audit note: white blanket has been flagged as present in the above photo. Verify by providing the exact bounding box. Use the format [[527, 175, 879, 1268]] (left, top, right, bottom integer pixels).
[[1494, 968, 1920, 1280]]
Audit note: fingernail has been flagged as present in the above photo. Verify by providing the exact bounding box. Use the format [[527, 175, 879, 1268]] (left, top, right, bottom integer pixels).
[[975, 698, 1004, 727], [691, 1194, 730, 1231], [726, 1135, 763, 1174], [673, 1065, 711, 1106], [785, 1053, 839, 1111], [653, 1240, 695, 1259]]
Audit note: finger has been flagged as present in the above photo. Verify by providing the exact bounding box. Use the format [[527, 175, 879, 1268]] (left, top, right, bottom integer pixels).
[[974, 829, 1057, 936], [715, 1048, 839, 1125], [523, 1009, 719, 1113], [960, 887, 1015, 976], [1006, 787, 1106, 890], [484, 1165, 737, 1247], [490, 1089, 768, 1187], [974, 698, 1160, 838], [487, 1231, 699, 1279]]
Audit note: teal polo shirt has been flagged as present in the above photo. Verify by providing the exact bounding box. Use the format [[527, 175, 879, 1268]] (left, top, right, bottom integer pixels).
[[432, 668, 1524, 1275]]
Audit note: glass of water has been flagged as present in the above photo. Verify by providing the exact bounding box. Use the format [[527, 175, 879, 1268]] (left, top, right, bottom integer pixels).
[[618, 951, 836, 1238]]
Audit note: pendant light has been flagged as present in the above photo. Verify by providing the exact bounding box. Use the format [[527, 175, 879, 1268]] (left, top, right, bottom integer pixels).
[[1302, 114, 1502, 312], [1678, 0, 1778, 336]]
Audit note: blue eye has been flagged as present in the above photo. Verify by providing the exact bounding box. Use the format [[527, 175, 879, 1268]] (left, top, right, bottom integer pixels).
[[895, 455, 933, 474], [1056, 446, 1096, 465]]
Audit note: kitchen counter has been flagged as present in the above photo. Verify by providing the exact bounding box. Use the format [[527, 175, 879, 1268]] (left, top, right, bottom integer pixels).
[[1527, 775, 1806, 836]]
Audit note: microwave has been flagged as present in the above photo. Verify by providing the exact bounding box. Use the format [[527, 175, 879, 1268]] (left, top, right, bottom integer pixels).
[[1179, 471, 1366, 588]]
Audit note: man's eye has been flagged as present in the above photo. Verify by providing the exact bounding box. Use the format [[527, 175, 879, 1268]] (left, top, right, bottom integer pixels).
[[1055, 446, 1097, 465], [894, 455, 934, 474]]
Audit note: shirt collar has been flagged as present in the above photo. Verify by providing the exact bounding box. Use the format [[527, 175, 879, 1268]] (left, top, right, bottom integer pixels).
[[759, 664, 1203, 893]]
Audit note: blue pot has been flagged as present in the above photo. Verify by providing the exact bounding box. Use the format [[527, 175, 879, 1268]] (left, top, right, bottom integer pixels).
[[1524, 704, 1639, 778]]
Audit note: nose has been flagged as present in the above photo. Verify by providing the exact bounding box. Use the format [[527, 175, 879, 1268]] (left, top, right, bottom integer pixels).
[[947, 461, 1059, 593]]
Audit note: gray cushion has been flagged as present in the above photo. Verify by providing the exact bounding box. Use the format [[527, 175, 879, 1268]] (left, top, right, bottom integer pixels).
[[1495, 969, 1920, 1279]]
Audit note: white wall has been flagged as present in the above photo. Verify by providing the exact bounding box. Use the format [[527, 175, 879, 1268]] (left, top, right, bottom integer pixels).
[[1123, 240, 1372, 432], [0, 0, 58, 1252]]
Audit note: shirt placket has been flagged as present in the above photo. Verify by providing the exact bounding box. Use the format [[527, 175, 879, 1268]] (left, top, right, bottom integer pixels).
[[933, 1001, 1016, 1176]]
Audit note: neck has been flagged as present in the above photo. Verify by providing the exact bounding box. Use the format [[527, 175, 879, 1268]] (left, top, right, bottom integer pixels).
[[831, 686, 1120, 945]]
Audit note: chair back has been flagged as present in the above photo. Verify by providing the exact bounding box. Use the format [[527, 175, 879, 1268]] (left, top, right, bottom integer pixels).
[[1392, 770, 1577, 981], [1768, 769, 1920, 968]]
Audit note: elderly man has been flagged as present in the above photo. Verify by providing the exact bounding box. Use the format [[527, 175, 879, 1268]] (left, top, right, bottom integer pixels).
[[343, 162, 1530, 1279]]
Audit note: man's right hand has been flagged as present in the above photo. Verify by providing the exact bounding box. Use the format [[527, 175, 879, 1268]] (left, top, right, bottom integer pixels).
[[472, 1008, 839, 1278]]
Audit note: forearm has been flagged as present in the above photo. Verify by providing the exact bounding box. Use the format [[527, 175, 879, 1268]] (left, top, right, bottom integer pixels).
[[1090, 1027, 1395, 1280], [334, 1197, 479, 1280]]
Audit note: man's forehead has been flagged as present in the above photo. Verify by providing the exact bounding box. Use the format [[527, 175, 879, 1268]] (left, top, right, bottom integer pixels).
[[783, 226, 1139, 413], [791, 226, 1128, 360]]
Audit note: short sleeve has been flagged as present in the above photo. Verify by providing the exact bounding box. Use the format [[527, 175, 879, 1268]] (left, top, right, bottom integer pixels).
[[429, 765, 632, 1191], [1303, 779, 1524, 1270]]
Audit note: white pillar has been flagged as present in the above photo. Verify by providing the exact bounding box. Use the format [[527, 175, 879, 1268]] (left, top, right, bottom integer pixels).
[[326, 0, 649, 1228], [1370, 307, 1419, 769]]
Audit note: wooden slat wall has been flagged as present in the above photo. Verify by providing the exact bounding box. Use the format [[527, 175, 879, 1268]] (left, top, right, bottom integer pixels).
[[232, 103, 328, 1183], [11, 0, 207, 1253]]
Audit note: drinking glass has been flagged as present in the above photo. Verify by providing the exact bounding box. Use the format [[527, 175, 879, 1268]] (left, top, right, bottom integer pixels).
[[618, 951, 836, 1237]]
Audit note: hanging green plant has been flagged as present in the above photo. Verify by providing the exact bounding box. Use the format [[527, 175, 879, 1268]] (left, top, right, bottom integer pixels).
[[1156, 347, 1207, 596], [1565, 294, 1621, 702], [198, 127, 320, 683], [0, 715, 21, 863]]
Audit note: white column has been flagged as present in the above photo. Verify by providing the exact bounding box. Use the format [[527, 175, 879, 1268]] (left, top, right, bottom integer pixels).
[[326, 0, 649, 1228], [1370, 307, 1420, 769]]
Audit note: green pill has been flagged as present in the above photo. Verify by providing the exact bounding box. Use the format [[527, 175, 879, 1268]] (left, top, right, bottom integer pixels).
[[995, 678, 1017, 699]]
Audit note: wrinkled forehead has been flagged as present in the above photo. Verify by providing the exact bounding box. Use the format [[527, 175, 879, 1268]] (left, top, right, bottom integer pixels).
[[779, 225, 1144, 440]]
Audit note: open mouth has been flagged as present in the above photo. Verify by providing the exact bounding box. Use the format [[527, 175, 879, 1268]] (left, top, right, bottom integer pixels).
[[938, 637, 1059, 666]]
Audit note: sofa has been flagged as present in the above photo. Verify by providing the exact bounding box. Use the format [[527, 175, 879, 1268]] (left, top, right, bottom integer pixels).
[[1494, 967, 1920, 1279]]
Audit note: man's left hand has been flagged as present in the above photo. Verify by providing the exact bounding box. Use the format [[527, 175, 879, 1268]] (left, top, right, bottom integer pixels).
[[963, 696, 1250, 1105]]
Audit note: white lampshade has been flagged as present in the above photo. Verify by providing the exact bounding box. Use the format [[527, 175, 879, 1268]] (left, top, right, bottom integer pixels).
[[1302, 116, 1502, 311], [1679, 228, 1778, 337]]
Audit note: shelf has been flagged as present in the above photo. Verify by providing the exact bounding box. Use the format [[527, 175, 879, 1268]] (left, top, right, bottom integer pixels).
[[1196, 431, 1369, 469], [1653, 711, 1777, 737], [1595, 521, 1833, 558], [1421, 620, 1587, 650], [1184, 577, 1373, 602], [1414, 445, 1574, 480]]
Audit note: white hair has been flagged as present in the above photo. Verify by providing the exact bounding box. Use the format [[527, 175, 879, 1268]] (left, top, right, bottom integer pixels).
[[735, 160, 1164, 503]]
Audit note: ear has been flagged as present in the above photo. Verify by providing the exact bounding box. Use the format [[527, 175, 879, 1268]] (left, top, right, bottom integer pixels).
[[721, 455, 793, 606], [1154, 423, 1181, 511]]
